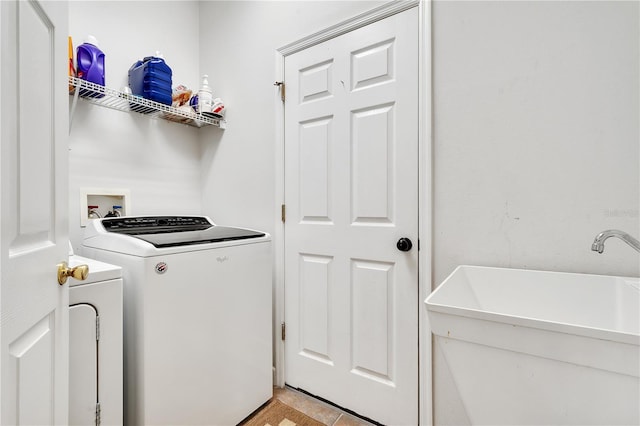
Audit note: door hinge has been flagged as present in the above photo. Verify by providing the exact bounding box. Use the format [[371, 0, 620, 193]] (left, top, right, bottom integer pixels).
[[281, 322, 286, 341], [274, 81, 285, 102], [96, 316, 100, 341], [95, 402, 101, 426], [281, 204, 286, 223]]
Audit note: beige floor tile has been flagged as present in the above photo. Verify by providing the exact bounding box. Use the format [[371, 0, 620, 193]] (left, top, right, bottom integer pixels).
[[332, 413, 375, 426], [274, 387, 342, 426]]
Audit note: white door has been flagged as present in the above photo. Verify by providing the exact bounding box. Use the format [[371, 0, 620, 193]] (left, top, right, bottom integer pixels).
[[0, 1, 70, 424], [284, 8, 419, 425]]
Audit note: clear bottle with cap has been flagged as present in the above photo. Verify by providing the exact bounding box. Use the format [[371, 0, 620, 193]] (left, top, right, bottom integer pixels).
[[197, 74, 213, 114]]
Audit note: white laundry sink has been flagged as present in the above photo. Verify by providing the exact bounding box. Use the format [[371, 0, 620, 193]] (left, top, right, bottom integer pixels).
[[427, 265, 639, 342], [425, 265, 640, 425]]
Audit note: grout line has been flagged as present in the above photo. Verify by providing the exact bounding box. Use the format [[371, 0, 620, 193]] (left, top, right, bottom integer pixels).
[[332, 413, 344, 426]]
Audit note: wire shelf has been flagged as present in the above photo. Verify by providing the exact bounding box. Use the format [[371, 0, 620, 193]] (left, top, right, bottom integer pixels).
[[68, 76, 226, 130]]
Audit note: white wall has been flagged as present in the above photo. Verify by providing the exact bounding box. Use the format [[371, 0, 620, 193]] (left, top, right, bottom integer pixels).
[[432, 1, 639, 424], [68, 1, 203, 252], [433, 0, 639, 285], [198, 1, 385, 235]]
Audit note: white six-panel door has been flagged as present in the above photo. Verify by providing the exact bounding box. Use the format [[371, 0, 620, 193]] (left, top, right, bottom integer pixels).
[[0, 1, 70, 424], [284, 8, 419, 425]]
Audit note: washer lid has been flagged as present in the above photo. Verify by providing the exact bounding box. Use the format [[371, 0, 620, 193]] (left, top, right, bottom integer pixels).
[[100, 216, 266, 248], [130, 226, 266, 248]]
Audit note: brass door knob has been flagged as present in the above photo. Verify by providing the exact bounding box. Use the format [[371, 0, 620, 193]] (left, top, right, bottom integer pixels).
[[57, 261, 89, 285]]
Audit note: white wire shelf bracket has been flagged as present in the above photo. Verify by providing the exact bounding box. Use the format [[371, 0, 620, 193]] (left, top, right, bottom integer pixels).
[[68, 76, 226, 130]]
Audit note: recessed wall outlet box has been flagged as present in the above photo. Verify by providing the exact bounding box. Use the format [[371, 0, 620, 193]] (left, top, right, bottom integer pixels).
[[80, 188, 131, 227]]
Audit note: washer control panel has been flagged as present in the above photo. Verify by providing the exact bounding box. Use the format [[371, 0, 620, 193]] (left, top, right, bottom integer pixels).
[[102, 216, 212, 234]]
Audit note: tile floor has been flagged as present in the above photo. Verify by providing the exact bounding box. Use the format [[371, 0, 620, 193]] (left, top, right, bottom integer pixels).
[[273, 386, 376, 426]]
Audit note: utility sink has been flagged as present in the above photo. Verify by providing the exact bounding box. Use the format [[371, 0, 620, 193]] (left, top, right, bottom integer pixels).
[[426, 265, 639, 342], [425, 265, 640, 425]]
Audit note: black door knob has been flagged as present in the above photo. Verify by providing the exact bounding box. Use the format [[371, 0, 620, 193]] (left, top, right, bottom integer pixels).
[[396, 238, 413, 252]]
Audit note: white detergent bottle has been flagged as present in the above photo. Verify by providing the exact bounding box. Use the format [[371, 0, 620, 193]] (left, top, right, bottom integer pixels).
[[197, 74, 213, 114]]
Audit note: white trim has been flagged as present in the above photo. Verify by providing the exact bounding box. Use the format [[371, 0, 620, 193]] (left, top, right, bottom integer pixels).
[[277, 0, 420, 57], [418, 1, 433, 425], [274, 2, 432, 425], [274, 49, 286, 388]]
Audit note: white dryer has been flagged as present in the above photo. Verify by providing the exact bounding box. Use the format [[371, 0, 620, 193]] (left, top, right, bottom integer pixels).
[[69, 255, 123, 426], [82, 216, 272, 426]]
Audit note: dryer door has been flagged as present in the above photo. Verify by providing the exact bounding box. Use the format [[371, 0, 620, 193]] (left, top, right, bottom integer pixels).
[[69, 304, 98, 425]]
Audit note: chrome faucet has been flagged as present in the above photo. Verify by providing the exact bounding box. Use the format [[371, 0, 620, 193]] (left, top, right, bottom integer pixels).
[[591, 230, 640, 254]]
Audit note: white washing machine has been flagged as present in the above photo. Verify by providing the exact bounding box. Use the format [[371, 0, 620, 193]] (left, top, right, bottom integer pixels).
[[69, 254, 123, 426], [82, 216, 272, 426]]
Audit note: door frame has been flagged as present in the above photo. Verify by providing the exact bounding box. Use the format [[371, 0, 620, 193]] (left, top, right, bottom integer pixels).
[[274, 1, 433, 424]]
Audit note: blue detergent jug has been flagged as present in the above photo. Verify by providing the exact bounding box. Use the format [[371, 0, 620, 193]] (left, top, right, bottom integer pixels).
[[128, 54, 173, 109], [76, 35, 105, 98]]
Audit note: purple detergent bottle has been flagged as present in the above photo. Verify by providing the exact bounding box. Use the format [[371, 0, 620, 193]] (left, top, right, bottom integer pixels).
[[76, 35, 105, 98]]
